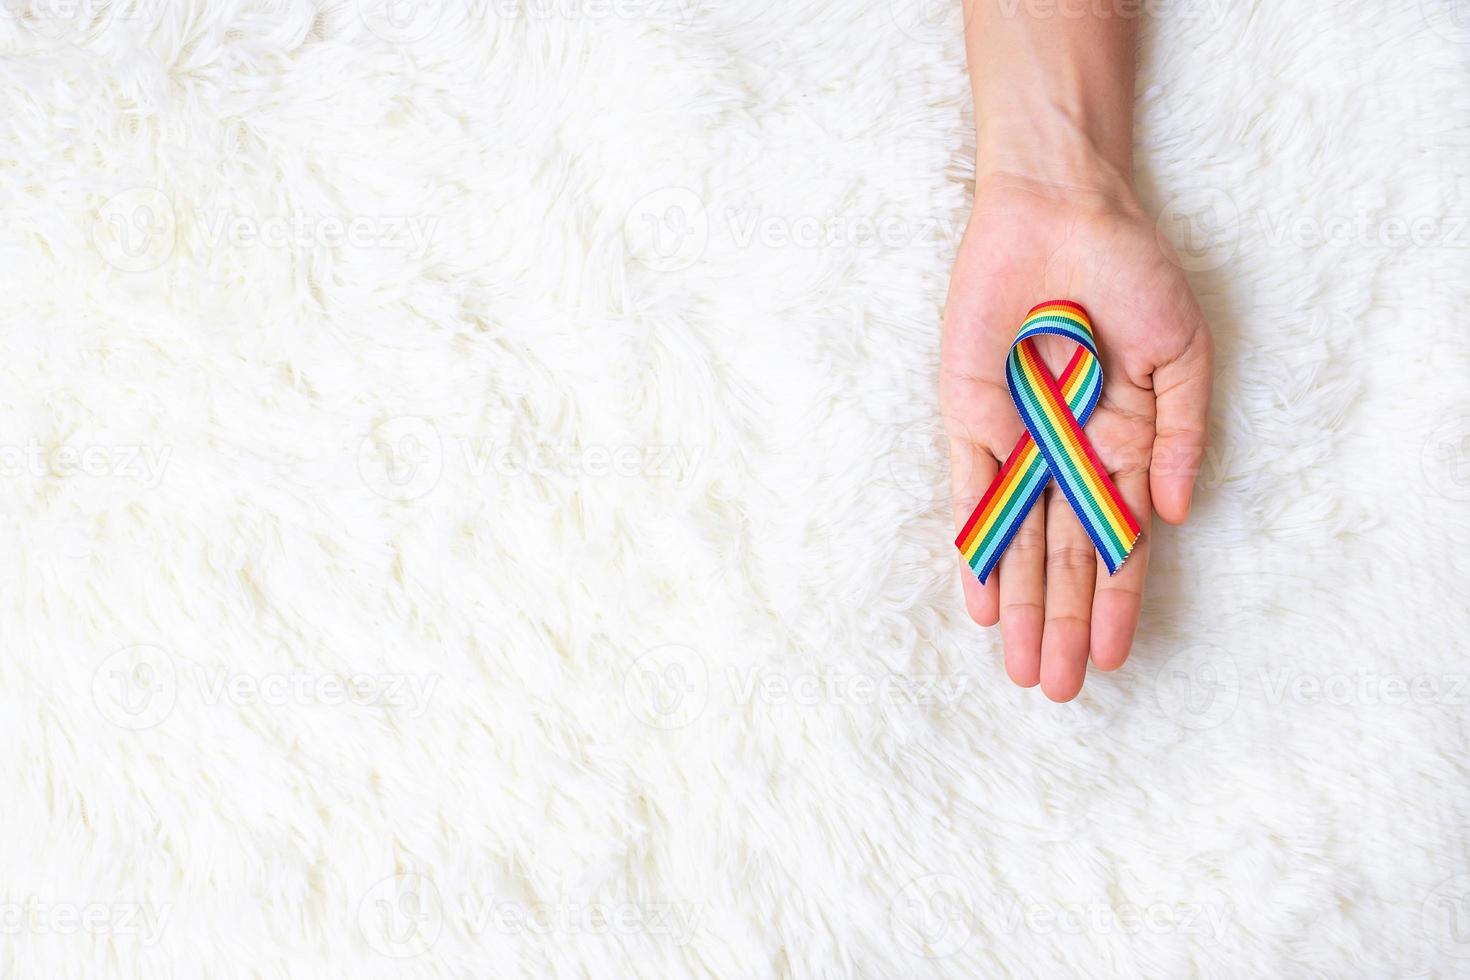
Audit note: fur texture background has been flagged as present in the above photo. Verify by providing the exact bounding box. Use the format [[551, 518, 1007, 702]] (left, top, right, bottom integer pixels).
[[1, 0, 1468, 977]]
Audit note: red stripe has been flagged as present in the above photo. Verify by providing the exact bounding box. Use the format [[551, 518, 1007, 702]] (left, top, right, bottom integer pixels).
[[1088, 447, 1141, 536], [955, 434, 1028, 549], [1023, 340, 1140, 537], [1026, 299, 1089, 320], [954, 347, 1092, 551]]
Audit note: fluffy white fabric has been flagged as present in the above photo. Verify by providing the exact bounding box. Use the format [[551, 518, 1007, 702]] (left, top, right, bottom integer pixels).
[[1, 0, 1467, 976]]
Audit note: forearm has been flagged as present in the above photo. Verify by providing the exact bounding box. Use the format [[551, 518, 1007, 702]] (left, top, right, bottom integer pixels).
[[962, 0, 1138, 190]]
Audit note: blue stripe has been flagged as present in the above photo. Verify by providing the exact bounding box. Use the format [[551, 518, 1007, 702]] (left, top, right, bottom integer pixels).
[[1008, 360, 1117, 569], [971, 348, 1107, 583], [972, 455, 1050, 584]]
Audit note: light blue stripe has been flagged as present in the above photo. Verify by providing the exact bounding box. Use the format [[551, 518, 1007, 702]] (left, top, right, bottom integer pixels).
[[971, 352, 1107, 582], [1008, 358, 1117, 566], [971, 456, 1050, 583]]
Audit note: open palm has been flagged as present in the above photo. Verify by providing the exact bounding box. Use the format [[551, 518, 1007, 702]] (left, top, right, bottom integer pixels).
[[942, 175, 1214, 701]]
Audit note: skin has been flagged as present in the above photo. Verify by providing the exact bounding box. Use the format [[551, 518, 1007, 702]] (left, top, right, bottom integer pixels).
[[944, 1, 1214, 701]]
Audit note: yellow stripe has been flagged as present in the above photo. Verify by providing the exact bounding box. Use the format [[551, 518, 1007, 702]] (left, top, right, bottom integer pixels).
[[1014, 310, 1127, 538], [1025, 311, 1133, 541], [959, 356, 1094, 558], [1017, 345, 1132, 545], [1017, 343, 1125, 537], [1016, 343, 1134, 545], [1026, 306, 1093, 338], [959, 441, 1038, 558]]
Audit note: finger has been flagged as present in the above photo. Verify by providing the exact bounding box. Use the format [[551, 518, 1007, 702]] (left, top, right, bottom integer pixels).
[[948, 436, 999, 627], [1150, 323, 1214, 524], [1039, 490, 1097, 702], [998, 504, 1044, 688], [1091, 464, 1152, 672]]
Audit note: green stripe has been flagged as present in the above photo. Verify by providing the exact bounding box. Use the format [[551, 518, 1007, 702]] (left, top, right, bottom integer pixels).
[[1021, 314, 1094, 344], [969, 453, 1049, 571], [1021, 380, 1127, 559], [969, 354, 1107, 571], [1025, 312, 1092, 332], [1013, 359, 1128, 558], [1073, 358, 1100, 413]]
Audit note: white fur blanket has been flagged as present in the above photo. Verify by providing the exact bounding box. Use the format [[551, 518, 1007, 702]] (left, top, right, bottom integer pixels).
[[1, 0, 1467, 976]]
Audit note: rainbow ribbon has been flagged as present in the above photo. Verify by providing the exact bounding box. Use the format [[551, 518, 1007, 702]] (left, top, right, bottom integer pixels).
[[956, 300, 1140, 584]]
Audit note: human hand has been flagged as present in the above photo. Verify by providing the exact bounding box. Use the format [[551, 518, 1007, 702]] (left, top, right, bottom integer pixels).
[[941, 171, 1214, 701]]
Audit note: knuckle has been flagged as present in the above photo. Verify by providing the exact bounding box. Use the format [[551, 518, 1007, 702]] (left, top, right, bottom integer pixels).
[[1043, 612, 1091, 630], [1046, 544, 1096, 572], [1095, 444, 1151, 478], [1008, 525, 1044, 553]]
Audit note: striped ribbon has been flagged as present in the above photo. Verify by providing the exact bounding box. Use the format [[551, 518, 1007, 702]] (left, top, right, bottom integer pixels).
[[956, 300, 1141, 584]]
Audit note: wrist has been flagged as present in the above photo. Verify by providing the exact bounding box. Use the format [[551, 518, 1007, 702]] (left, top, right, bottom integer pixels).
[[974, 114, 1138, 214], [965, 1, 1138, 195]]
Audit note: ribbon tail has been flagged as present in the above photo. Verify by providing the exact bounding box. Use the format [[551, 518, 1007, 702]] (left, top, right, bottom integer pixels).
[[955, 346, 1101, 585], [1012, 339, 1141, 575], [954, 301, 1141, 583], [955, 433, 1050, 585]]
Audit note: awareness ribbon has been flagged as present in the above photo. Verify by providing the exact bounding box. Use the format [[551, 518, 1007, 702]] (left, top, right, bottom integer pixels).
[[955, 300, 1141, 584]]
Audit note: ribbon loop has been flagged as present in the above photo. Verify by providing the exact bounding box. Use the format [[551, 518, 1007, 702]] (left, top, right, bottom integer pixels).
[[956, 300, 1141, 584]]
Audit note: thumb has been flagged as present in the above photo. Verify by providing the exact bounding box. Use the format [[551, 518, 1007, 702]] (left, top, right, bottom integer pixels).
[[1149, 324, 1214, 524]]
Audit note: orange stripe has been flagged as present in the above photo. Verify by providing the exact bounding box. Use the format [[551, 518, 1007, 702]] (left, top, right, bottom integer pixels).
[[1016, 342, 1134, 543], [1017, 342, 1128, 538], [1017, 343, 1134, 543], [958, 351, 1093, 557], [1025, 306, 1093, 336], [1015, 307, 1136, 538], [959, 441, 1037, 557]]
